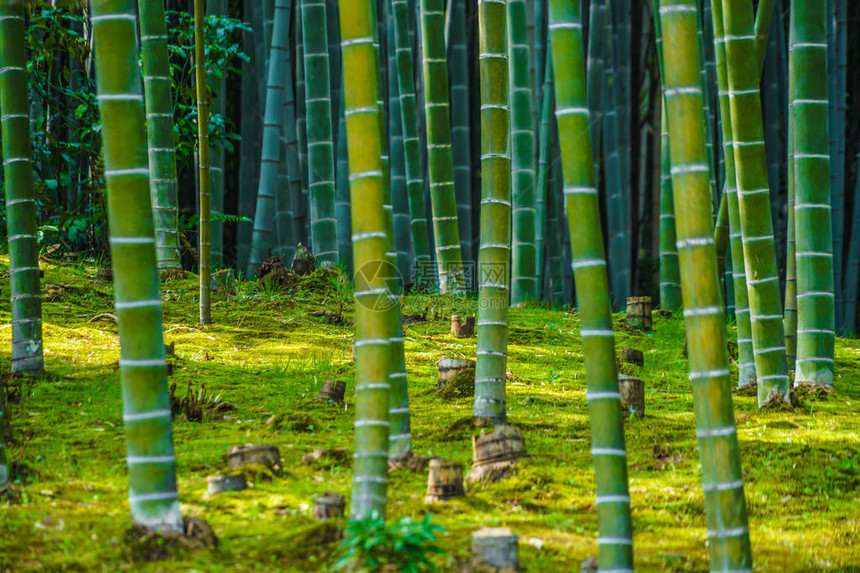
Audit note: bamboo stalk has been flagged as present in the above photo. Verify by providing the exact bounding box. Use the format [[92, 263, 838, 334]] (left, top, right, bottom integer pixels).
[[194, 0, 212, 325], [0, 0, 44, 376], [473, 0, 512, 424], [549, 2, 634, 569], [790, 0, 835, 387], [419, 0, 466, 293], [721, 0, 790, 405], [90, 0, 183, 532], [658, 2, 753, 569], [139, 0, 183, 272], [508, 0, 538, 304], [247, 0, 292, 274], [339, 0, 393, 518]]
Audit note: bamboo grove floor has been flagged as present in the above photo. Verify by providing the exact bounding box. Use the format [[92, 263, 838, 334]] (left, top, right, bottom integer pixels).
[[0, 255, 857, 571]]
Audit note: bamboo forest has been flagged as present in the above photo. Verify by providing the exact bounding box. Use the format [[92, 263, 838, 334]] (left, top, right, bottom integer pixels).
[[2, 0, 860, 571]]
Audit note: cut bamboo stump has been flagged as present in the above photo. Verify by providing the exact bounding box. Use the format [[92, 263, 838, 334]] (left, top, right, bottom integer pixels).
[[626, 296, 653, 330], [466, 425, 530, 483], [424, 458, 465, 503], [96, 267, 113, 282], [451, 315, 475, 338], [621, 347, 644, 367], [316, 380, 346, 404], [207, 473, 247, 496], [619, 374, 645, 418], [472, 527, 519, 570], [438, 358, 476, 390], [313, 492, 346, 520], [227, 444, 281, 473]]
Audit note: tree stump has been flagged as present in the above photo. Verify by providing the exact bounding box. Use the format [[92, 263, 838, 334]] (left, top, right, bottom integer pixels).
[[227, 444, 281, 473], [620, 347, 644, 367], [619, 374, 645, 418], [472, 527, 519, 570], [424, 458, 465, 503], [466, 425, 530, 483], [626, 296, 653, 330], [313, 492, 346, 520], [438, 358, 476, 391], [96, 267, 113, 283], [207, 473, 247, 496], [316, 380, 346, 404], [451, 315, 476, 338]]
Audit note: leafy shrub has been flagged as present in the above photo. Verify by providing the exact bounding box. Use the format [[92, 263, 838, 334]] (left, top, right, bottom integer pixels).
[[333, 513, 444, 573]]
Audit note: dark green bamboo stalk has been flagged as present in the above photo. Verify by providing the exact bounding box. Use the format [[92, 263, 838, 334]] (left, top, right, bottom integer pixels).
[[90, 0, 182, 532], [301, 0, 339, 264], [390, 0, 431, 271], [419, 0, 466, 293], [387, 9, 413, 283], [237, 0, 261, 274], [535, 46, 553, 298], [658, 106, 682, 311], [721, 0, 789, 405], [448, 0, 473, 262], [658, 2, 752, 569], [0, 0, 44, 375], [785, 27, 798, 367], [335, 85, 353, 270], [549, 2, 633, 569], [508, 0, 537, 304], [295, 14, 311, 244], [843, 149, 860, 333], [138, 0, 182, 272], [473, 0, 511, 424], [206, 0, 226, 267], [248, 0, 291, 274], [276, 31, 297, 264], [339, 0, 393, 518], [790, 0, 834, 387], [710, 0, 757, 387], [194, 0, 212, 325]]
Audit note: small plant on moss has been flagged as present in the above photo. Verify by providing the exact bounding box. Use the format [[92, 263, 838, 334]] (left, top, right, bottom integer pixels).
[[333, 513, 444, 572]]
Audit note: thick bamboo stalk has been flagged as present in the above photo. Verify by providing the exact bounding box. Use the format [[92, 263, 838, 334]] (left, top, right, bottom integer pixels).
[[419, 0, 466, 293], [549, 2, 633, 569], [658, 2, 753, 569], [710, 0, 757, 387], [508, 0, 537, 304], [90, 0, 182, 532], [194, 0, 212, 325], [339, 0, 393, 518], [473, 0, 511, 424], [295, 14, 311, 244], [721, 0, 790, 405], [0, 0, 44, 375], [785, 25, 798, 367], [448, 0, 474, 262], [790, 0, 835, 387], [301, 0, 339, 264], [139, 0, 183, 272], [390, 0, 432, 270], [247, 0, 292, 274]]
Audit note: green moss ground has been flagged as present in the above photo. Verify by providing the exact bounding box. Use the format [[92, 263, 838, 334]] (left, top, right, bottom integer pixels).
[[0, 256, 858, 571]]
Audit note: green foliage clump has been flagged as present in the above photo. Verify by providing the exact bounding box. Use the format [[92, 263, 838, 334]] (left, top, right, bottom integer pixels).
[[333, 514, 445, 573]]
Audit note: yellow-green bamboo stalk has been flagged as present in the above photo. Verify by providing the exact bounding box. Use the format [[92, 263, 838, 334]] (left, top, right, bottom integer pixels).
[[193, 0, 211, 325], [549, 2, 633, 569], [659, 1, 753, 569], [90, 0, 183, 533], [339, 0, 393, 519]]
